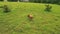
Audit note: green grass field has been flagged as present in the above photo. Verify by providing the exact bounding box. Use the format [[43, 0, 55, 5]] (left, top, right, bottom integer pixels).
[[0, 2, 60, 34]]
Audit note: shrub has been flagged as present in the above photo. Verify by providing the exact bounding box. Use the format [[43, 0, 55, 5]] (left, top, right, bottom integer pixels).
[[45, 4, 52, 12], [57, 2, 60, 5], [3, 5, 11, 13]]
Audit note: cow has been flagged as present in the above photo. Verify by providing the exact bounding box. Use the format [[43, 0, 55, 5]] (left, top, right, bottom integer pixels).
[[27, 14, 33, 21]]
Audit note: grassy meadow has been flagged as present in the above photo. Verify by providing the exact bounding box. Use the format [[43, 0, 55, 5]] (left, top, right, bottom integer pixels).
[[0, 2, 60, 34]]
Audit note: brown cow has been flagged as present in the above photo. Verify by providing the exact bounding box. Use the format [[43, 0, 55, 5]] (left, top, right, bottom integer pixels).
[[28, 14, 33, 21]]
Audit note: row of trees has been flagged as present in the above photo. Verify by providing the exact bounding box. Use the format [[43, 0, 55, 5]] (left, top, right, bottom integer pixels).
[[29, 0, 60, 4], [0, 0, 29, 2], [0, 0, 18, 2], [0, 0, 60, 4]]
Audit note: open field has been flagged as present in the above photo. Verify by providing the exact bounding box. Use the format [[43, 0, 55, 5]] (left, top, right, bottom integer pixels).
[[0, 2, 60, 34]]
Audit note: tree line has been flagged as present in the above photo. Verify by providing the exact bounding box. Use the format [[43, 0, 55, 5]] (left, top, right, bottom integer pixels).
[[0, 0, 60, 4], [29, 0, 60, 4]]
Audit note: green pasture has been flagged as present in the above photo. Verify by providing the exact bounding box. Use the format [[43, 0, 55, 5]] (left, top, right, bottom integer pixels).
[[0, 2, 60, 34]]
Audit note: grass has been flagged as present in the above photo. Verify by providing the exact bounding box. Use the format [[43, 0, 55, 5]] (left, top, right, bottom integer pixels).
[[0, 2, 60, 34]]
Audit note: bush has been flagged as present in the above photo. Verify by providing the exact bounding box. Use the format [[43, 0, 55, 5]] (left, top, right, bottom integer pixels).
[[3, 5, 11, 13], [45, 4, 52, 12], [0, 0, 3, 1], [57, 2, 60, 5]]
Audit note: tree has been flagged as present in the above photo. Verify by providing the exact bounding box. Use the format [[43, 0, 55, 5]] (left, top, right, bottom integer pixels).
[[0, 0, 3, 1], [8, 0, 17, 2]]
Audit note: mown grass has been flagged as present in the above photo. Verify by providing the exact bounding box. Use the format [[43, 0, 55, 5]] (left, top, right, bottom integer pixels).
[[0, 2, 60, 34]]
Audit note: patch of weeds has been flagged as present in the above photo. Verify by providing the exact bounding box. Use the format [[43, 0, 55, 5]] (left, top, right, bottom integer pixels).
[[14, 28, 24, 33], [54, 18, 58, 21], [17, 29, 24, 32], [56, 25, 60, 28], [56, 25, 59, 27], [56, 16, 60, 18], [48, 30, 55, 34], [41, 21, 48, 25], [54, 25, 60, 31], [54, 16, 60, 21]]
